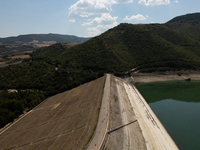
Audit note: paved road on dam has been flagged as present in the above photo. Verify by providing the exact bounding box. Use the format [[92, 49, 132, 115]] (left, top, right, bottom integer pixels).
[[104, 76, 147, 150], [88, 74, 179, 150]]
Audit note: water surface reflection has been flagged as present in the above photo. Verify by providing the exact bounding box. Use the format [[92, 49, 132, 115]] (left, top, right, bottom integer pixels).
[[149, 99, 200, 150], [137, 81, 200, 150]]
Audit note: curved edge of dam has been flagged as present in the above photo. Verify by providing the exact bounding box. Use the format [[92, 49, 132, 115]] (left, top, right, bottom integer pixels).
[[123, 82, 179, 150]]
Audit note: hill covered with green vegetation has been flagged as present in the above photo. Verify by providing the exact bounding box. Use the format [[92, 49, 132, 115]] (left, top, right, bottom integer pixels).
[[0, 33, 90, 44], [58, 22, 200, 72], [165, 13, 200, 41], [0, 12, 200, 128], [0, 43, 101, 128]]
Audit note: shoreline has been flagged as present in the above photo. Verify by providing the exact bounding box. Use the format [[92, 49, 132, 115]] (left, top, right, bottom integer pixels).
[[130, 73, 200, 83]]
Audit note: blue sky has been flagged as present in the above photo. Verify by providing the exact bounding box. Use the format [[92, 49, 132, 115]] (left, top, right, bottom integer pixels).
[[0, 0, 199, 38]]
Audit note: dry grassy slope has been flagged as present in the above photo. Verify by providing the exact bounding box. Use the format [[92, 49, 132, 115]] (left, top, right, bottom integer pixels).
[[0, 76, 105, 150]]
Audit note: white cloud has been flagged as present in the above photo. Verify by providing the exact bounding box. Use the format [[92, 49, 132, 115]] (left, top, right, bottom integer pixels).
[[69, 0, 115, 20], [84, 13, 118, 36], [115, 0, 133, 3], [69, 19, 76, 23], [82, 13, 118, 26], [173, 0, 179, 3], [68, 0, 134, 20], [87, 23, 118, 36], [138, 0, 170, 6], [123, 14, 147, 21], [68, 0, 135, 36]]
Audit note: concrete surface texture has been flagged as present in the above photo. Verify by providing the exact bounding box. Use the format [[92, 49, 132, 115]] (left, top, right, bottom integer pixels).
[[104, 76, 147, 150], [124, 83, 179, 150], [103, 75, 178, 150]]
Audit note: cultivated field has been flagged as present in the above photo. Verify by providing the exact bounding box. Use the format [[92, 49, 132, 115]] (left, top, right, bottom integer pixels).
[[8, 55, 30, 59], [0, 76, 105, 150], [0, 60, 22, 68]]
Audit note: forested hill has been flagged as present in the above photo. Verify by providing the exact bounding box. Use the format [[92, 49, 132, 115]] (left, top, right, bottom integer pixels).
[[0, 33, 91, 44], [1, 12, 200, 128], [165, 13, 200, 41], [59, 23, 200, 72]]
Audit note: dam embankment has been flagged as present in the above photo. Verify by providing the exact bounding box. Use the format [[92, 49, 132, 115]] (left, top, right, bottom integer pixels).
[[124, 82, 178, 150], [103, 75, 178, 150]]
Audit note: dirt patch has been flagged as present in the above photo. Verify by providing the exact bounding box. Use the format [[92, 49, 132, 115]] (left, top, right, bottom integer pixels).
[[0, 76, 105, 150], [27, 40, 57, 48], [0, 61, 6, 65], [130, 73, 200, 84], [67, 43, 79, 47], [24, 51, 33, 53], [0, 60, 22, 67]]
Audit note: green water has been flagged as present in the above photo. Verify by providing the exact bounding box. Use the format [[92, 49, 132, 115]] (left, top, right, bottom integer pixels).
[[137, 81, 200, 150]]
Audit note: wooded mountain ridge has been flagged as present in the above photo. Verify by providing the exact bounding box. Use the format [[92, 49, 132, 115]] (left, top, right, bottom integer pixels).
[[0, 33, 91, 45], [0, 12, 200, 128]]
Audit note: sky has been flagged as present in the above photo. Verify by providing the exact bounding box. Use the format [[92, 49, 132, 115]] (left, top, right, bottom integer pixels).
[[0, 0, 199, 38]]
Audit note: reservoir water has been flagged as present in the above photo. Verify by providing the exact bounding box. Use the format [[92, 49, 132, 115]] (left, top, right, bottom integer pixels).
[[137, 81, 200, 150]]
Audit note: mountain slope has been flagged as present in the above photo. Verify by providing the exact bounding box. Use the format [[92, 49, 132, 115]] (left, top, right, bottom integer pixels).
[[0, 33, 91, 44], [59, 23, 200, 73], [165, 13, 200, 41], [0, 12, 200, 129]]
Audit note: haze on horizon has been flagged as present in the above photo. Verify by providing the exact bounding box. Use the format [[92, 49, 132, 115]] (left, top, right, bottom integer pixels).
[[0, 0, 199, 38]]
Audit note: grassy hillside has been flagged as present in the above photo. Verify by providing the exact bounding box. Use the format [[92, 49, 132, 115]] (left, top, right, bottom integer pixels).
[[0, 33, 91, 44], [165, 13, 200, 41]]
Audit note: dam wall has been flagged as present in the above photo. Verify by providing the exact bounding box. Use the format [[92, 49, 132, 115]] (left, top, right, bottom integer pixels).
[[124, 83, 179, 150]]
